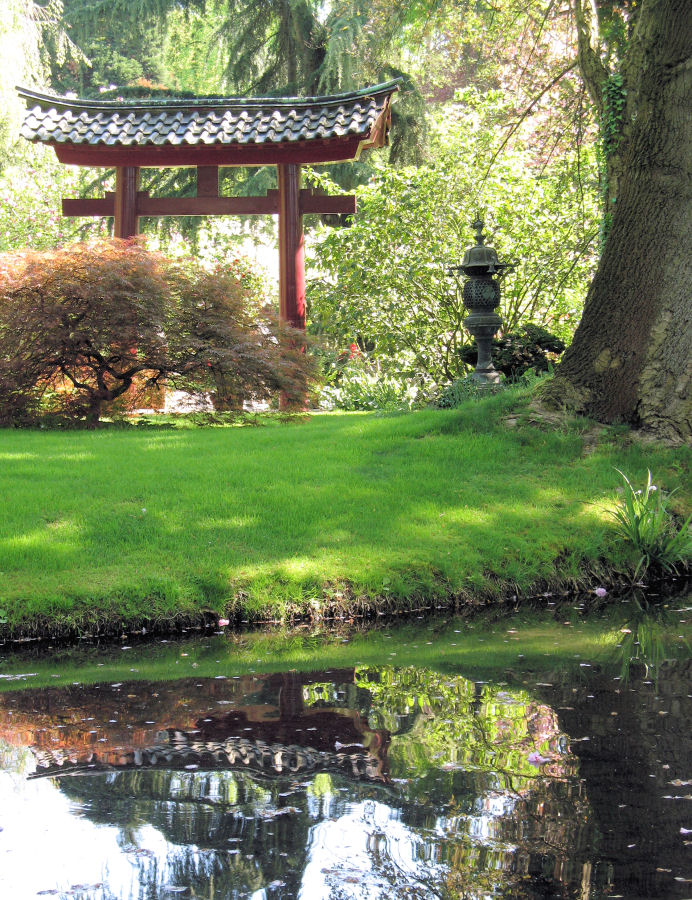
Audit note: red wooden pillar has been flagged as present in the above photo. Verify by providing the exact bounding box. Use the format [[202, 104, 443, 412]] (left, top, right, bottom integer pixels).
[[277, 163, 305, 330], [113, 166, 147, 410], [114, 166, 140, 239]]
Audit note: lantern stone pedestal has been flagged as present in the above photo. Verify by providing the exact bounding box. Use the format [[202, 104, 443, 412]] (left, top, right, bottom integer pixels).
[[463, 313, 503, 384]]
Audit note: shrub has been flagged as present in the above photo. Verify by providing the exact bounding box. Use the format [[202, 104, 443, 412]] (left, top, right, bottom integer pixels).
[[459, 324, 565, 380], [0, 240, 313, 426], [435, 376, 501, 408], [319, 357, 427, 411]]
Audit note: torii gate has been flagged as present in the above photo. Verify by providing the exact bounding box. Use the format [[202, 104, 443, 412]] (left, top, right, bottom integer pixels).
[[17, 81, 400, 331]]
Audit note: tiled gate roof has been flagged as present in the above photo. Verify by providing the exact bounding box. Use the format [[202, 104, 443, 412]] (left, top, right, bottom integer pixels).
[[17, 81, 400, 150]]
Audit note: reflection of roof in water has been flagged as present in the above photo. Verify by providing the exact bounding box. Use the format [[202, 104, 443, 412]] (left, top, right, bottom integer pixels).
[[30, 730, 389, 782], [0, 669, 390, 783]]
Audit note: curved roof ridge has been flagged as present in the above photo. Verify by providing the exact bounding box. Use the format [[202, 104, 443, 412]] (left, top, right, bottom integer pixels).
[[16, 79, 402, 113]]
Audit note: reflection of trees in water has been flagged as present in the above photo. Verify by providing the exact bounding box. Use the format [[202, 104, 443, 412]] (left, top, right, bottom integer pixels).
[[611, 598, 690, 684], [358, 666, 577, 783], [57, 756, 595, 899], [8, 650, 689, 899], [537, 656, 692, 899], [389, 772, 594, 898], [61, 769, 305, 898], [312, 667, 601, 898], [0, 738, 33, 776]]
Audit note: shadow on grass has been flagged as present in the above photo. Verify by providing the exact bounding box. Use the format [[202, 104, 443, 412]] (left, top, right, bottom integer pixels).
[[0, 397, 689, 621]]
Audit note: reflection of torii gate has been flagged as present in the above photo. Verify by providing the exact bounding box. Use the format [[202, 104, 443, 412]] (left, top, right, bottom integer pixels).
[[17, 81, 399, 330], [17, 669, 390, 783]]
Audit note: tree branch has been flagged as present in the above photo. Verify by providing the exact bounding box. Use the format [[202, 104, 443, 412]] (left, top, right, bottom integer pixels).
[[572, 0, 610, 116], [481, 61, 577, 185]]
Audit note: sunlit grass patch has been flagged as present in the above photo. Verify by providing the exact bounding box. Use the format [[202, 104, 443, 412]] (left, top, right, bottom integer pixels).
[[0, 389, 689, 636]]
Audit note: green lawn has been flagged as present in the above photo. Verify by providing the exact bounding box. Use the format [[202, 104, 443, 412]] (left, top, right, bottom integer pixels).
[[0, 387, 689, 636]]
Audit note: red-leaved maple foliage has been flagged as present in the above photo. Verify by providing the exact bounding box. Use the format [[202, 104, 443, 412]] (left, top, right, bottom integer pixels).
[[0, 240, 313, 425]]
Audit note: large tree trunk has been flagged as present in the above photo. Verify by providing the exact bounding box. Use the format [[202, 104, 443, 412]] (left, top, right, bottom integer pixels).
[[545, 0, 692, 441]]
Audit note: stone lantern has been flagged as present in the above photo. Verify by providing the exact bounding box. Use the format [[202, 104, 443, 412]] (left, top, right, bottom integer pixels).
[[448, 216, 513, 384]]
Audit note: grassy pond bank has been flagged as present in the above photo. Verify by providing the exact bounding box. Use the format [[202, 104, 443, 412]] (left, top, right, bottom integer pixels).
[[1, 385, 690, 642]]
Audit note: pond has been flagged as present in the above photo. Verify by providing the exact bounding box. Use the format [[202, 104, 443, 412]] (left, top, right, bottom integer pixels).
[[1, 594, 691, 899]]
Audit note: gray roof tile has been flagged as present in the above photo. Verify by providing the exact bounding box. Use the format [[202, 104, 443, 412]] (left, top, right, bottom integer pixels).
[[17, 81, 399, 149]]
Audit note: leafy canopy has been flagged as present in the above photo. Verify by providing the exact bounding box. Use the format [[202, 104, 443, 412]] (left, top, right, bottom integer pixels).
[[308, 90, 599, 396]]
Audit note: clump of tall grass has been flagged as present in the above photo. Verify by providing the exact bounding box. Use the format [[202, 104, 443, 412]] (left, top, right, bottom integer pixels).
[[610, 469, 691, 577]]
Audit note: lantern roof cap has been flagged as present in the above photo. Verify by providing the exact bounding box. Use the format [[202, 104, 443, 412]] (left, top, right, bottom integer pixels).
[[448, 216, 514, 277], [461, 216, 500, 270]]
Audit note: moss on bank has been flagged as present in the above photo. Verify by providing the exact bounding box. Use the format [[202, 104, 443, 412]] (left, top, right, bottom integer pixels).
[[2, 590, 691, 690]]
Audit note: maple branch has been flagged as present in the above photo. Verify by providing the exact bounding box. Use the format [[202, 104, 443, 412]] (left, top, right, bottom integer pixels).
[[480, 61, 577, 187]]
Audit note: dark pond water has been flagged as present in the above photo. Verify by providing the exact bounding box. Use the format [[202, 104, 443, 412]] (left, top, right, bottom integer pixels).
[[1, 597, 691, 899]]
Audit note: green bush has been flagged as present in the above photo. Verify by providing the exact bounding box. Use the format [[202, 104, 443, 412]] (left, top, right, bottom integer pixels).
[[435, 377, 498, 408], [459, 324, 565, 380], [319, 357, 428, 411]]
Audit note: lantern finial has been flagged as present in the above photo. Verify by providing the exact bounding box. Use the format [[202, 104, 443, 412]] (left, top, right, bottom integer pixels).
[[472, 215, 485, 246]]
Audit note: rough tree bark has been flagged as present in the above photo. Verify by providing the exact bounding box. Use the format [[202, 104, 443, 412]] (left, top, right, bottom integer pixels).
[[544, 0, 692, 441]]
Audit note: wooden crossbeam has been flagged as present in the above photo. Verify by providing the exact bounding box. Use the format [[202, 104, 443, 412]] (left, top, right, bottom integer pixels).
[[63, 196, 115, 216], [62, 188, 356, 219], [299, 191, 356, 215]]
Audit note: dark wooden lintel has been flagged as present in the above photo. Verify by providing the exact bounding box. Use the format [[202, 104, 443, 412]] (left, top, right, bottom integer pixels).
[[138, 193, 279, 215], [62, 196, 115, 216], [53, 135, 365, 168], [300, 190, 356, 215]]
